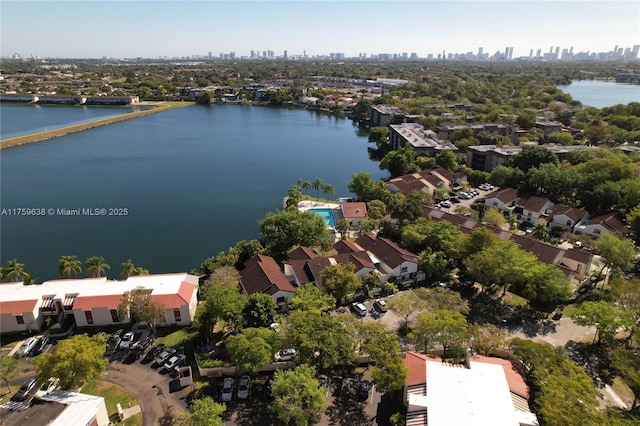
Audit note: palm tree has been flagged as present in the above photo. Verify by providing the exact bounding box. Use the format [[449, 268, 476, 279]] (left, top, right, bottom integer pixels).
[[85, 256, 110, 278], [322, 183, 335, 198], [120, 259, 136, 279], [58, 255, 82, 278], [311, 178, 323, 201], [507, 214, 519, 232], [531, 222, 549, 241], [2, 259, 26, 282], [132, 267, 150, 276], [296, 178, 311, 198]]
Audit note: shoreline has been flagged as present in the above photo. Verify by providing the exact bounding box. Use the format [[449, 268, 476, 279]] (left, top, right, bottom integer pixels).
[[0, 101, 194, 150]]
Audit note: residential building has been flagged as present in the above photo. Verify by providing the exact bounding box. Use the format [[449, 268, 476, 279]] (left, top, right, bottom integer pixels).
[[340, 202, 367, 228], [484, 187, 520, 211], [535, 117, 563, 136], [404, 352, 538, 426], [548, 204, 589, 231], [4, 390, 109, 426], [0, 273, 199, 334], [389, 123, 458, 156], [515, 195, 556, 224], [387, 168, 462, 196], [369, 104, 409, 126], [354, 235, 420, 285], [239, 255, 296, 306], [576, 211, 628, 239], [467, 143, 593, 172]]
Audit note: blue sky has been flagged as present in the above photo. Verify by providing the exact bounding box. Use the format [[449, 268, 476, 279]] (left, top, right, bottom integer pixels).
[[1, 1, 639, 59]]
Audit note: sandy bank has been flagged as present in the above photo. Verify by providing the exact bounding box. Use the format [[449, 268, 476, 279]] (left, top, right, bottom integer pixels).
[[0, 101, 194, 150]]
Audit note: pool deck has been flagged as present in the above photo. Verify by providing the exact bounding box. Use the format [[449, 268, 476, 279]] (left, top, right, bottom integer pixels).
[[298, 200, 343, 226]]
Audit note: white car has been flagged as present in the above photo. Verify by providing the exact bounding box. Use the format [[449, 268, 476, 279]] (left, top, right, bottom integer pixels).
[[237, 375, 250, 400], [163, 354, 186, 371], [34, 377, 60, 399], [119, 331, 135, 350], [439, 200, 452, 208], [221, 377, 234, 402], [275, 348, 297, 362], [17, 337, 38, 357]]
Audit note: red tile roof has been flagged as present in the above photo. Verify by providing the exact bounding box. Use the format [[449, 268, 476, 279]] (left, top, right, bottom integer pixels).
[[550, 204, 588, 223], [341, 202, 367, 219], [487, 187, 519, 204], [151, 281, 197, 307], [518, 195, 553, 213], [586, 211, 627, 234], [405, 351, 430, 386], [73, 295, 124, 311], [333, 240, 361, 254], [355, 234, 418, 269], [288, 246, 319, 261], [0, 299, 38, 316]]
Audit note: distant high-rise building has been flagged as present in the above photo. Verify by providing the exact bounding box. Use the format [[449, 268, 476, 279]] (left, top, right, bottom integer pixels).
[[478, 47, 484, 57], [536, 49, 542, 57], [570, 46, 574, 54], [284, 50, 288, 59], [529, 49, 533, 58]]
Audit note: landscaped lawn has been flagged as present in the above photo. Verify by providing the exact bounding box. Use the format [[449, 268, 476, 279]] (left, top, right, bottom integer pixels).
[[156, 327, 198, 348], [82, 379, 142, 426]]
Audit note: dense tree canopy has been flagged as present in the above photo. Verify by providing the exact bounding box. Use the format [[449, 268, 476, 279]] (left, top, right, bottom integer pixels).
[[270, 364, 327, 426]]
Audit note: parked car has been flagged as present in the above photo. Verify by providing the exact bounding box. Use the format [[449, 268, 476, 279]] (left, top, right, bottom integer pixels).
[[209, 380, 220, 402], [221, 377, 235, 402], [450, 197, 461, 204], [126, 345, 147, 362], [237, 375, 251, 400], [350, 302, 367, 317], [154, 347, 177, 366], [119, 331, 135, 350], [318, 375, 329, 388], [16, 337, 39, 357], [34, 377, 60, 399], [163, 353, 187, 371], [439, 200, 452, 208], [357, 380, 372, 401], [373, 299, 388, 314], [143, 344, 166, 363], [108, 329, 124, 347], [12, 377, 37, 402], [275, 348, 297, 362], [27, 335, 49, 356]]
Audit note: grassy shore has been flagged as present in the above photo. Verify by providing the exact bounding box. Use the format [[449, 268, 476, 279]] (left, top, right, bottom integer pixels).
[[0, 101, 194, 150]]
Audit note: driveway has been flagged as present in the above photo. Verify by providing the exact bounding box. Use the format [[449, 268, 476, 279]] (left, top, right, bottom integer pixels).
[[103, 355, 189, 425]]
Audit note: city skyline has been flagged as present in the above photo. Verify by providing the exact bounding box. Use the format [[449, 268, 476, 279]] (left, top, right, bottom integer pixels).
[[1, 1, 639, 59]]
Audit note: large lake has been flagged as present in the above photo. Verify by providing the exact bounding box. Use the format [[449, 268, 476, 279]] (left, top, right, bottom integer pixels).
[[556, 80, 640, 108], [0, 104, 385, 282]]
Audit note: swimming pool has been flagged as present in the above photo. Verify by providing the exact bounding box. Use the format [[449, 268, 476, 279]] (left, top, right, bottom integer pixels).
[[308, 208, 336, 227]]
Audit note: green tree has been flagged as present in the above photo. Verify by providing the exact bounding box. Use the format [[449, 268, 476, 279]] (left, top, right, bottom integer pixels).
[[335, 218, 351, 238], [380, 144, 419, 177], [584, 124, 611, 144], [321, 183, 335, 198], [58, 255, 82, 278], [366, 199, 387, 220], [290, 283, 336, 313], [368, 126, 389, 146], [270, 364, 327, 426], [297, 178, 311, 198], [175, 396, 225, 426], [259, 209, 331, 262], [610, 277, 640, 341], [356, 322, 407, 392], [483, 207, 506, 227], [610, 346, 640, 410], [489, 165, 525, 188], [0, 354, 20, 393], [435, 149, 458, 171], [286, 311, 356, 369], [507, 145, 559, 173], [568, 300, 635, 345], [120, 259, 136, 279], [84, 256, 110, 278], [388, 191, 424, 227], [410, 310, 470, 360], [117, 286, 165, 326], [34, 334, 108, 390], [387, 290, 425, 330], [199, 266, 239, 300], [286, 184, 303, 210], [595, 233, 636, 282], [1, 259, 32, 284], [195, 278, 248, 335], [226, 328, 280, 374], [470, 324, 507, 356], [319, 263, 360, 304], [531, 222, 549, 241], [243, 293, 277, 328], [311, 177, 323, 200]]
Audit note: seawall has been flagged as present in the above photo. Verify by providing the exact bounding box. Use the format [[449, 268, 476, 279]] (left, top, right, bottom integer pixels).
[[0, 101, 194, 150]]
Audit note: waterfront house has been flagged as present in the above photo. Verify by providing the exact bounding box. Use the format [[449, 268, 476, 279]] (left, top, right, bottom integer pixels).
[[239, 255, 296, 307], [0, 273, 199, 334]]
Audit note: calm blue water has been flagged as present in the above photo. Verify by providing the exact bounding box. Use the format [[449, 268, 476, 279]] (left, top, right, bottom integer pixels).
[[557, 80, 640, 108], [0, 104, 141, 138], [0, 104, 384, 282], [309, 208, 336, 227]]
